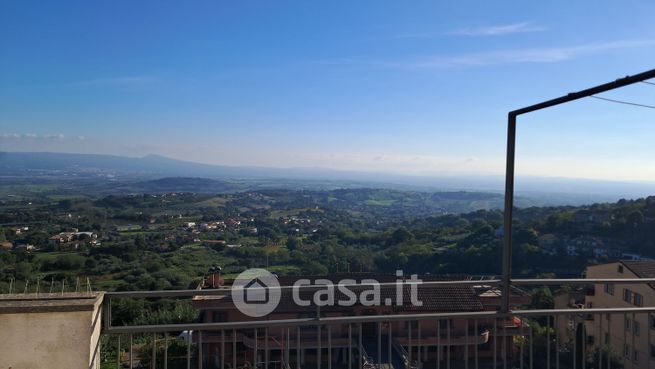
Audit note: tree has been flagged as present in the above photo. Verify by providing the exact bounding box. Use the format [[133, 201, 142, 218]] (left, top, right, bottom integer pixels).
[[531, 287, 554, 309], [134, 235, 146, 248], [389, 227, 413, 246], [627, 210, 644, 227], [286, 236, 299, 251], [14, 262, 33, 280]]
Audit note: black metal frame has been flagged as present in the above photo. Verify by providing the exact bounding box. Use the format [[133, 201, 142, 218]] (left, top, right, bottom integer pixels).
[[500, 68, 655, 312]]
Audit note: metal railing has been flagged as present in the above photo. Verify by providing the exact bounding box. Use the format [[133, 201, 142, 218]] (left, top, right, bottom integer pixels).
[[99, 277, 655, 369]]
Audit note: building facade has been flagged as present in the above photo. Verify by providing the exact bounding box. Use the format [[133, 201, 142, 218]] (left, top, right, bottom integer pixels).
[[586, 261, 655, 369], [193, 272, 530, 369]]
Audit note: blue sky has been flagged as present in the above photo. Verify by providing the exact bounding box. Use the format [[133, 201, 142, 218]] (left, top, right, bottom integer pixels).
[[2, 1, 655, 181]]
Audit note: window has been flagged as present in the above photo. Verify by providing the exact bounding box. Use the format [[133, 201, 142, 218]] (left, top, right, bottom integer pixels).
[[635, 293, 643, 307], [651, 314, 655, 330], [604, 332, 609, 345], [618, 265, 624, 273], [635, 321, 641, 337], [626, 344, 631, 358], [624, 289, 633, 303], [626, 317, 632, 331], [634, 350, 640, 362], [212, 311, 228, 322], [604, 283, 615, 295], [651, 344, 655, 359]]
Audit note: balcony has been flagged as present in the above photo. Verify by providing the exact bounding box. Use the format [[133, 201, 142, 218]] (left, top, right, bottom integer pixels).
[[0, 276, 634, 369], [2, 276, 655, 369]]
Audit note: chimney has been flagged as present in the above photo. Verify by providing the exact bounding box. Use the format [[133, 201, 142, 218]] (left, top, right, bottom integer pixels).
[[208, 265, 223, 288]]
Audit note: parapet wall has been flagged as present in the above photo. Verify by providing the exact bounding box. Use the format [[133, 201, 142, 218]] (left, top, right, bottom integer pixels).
[[0, 293, 104, 369]]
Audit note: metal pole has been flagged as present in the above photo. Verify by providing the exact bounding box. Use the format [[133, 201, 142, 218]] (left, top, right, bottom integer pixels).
[[501, 113, 517, 313], [464, 319, 468, 369], [388, 323, 392, 369], [547, 316, 551, 369], [359, 323, 363, 369], [474, 320, 478, 369], [164, 333, 168, 369], [437, 320, 441, 369], [328, 325, 332, 369], [187, 332, 191, 369], [318, 325, 322, 369], [130, 334, 134, 369], [199, 330, 203, 369], [265, 328, 269, 369], [117, 335, 121, 369], [349, 324, 352, 369], [409, 321, 413, 369], [152, 334, 156, 369], [378, 322, 382, 367]]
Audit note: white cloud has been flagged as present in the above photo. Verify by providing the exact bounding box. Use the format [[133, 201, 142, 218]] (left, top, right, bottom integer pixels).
[[394, 22, 545, 39], [0, 133, 83, 141], [320, 40, 654, 69], [408, 41, 646, 68], [450, 22, 546, 36]]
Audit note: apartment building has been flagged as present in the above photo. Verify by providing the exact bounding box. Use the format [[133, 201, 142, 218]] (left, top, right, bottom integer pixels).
[[586, 260, 655, 369], [193, 271, 531, 369]]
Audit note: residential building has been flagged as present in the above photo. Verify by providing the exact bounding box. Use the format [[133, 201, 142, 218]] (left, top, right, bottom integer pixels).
[[585, 261, 655, 369], [193, 272, 531, 369]]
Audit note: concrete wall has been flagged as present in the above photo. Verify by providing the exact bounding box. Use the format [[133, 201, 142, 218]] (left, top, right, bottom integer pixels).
[[0, 293, 103, 369]]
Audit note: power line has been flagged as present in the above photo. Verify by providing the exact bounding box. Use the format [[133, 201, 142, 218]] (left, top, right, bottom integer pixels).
[[640, 80, 655, 86], [589, 95, 655, 109]]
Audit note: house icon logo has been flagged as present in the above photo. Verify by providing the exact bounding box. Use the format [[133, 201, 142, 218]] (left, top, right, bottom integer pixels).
[[244, 277, 269, 304], [232, 268, 281, 317]]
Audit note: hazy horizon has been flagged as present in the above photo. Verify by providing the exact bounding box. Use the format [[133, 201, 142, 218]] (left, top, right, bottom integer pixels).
[[4, 150, 655, 202]]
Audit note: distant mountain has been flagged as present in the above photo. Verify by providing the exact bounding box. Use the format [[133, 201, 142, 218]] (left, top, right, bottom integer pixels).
[[0, 151, 274, 178], [1, 151, 653, 205]]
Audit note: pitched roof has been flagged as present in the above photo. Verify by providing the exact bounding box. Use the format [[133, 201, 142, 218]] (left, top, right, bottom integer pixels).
[[621, 260, 655, 279], [208, 273, 490, 314]]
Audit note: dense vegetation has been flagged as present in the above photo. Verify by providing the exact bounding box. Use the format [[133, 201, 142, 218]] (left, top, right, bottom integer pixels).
[[2, 185, 655, 296]]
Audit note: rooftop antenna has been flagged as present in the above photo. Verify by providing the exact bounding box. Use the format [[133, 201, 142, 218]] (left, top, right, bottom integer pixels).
[[61, 279, 65, 295], [23, 279, 29, 294], [86, 277, 92, 296], [75, 277, 80, 293], [9, 277, 14, 294]]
